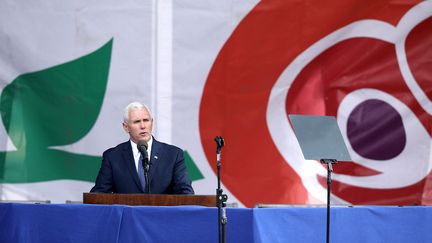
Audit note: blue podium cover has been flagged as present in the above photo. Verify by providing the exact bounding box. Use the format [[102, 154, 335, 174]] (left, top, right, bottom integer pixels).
[[1, 203, 431, 243]]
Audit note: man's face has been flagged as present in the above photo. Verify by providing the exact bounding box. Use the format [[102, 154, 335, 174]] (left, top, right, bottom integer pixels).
[[123, 108, 153, 143]]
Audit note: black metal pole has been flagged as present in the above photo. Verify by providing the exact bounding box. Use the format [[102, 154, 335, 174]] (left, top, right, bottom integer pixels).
[[215, 136, 227, 243], [326, 162, 332, 243], [320, 159, 335, 243], [217, 164, 221, 243], [144, 161, 150, 194]]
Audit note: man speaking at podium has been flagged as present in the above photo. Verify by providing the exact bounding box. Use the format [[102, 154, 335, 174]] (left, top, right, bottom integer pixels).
[[90, 101, 194, 194]]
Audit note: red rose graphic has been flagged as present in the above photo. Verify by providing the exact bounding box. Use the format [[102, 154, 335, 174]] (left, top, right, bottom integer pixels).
[[200, 0, 429, 207]]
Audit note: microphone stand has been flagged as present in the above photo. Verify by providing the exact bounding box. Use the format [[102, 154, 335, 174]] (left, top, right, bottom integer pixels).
[[215, 136, 227, 243], [144, 158, 150, 194], [137, 141, 151, 194]]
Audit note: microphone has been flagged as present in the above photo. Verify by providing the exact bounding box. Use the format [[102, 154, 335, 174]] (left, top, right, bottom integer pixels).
[[214, 136, 225, 154], [137, 140, 149, 171]]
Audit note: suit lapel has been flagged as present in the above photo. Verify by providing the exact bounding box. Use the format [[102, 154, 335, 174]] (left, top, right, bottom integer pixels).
[[149, 138, 161, 184], [122, 141, 144, 192]]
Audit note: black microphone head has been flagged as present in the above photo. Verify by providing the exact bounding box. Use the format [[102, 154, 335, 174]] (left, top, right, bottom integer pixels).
[[214, 136, 225, 148], [137, 140, 148, 159], [214, 136, 225, 154]]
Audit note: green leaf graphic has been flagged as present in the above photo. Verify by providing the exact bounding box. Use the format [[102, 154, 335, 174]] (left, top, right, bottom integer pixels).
[[184, 150, 204, 181], [0, 39, 113, 183]]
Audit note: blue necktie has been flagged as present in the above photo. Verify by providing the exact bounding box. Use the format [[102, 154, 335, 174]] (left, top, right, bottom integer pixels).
[[137, 154, 146, 190]]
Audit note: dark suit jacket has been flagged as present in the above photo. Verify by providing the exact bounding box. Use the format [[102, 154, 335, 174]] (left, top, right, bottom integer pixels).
[[90, 139, 194, 194]]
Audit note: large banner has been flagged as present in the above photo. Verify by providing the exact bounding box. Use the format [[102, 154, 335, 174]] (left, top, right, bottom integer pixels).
[[0, 0, 431, 207]]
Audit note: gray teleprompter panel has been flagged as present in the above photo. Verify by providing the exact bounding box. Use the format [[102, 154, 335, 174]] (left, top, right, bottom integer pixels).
[[289, 115, 352, 161]]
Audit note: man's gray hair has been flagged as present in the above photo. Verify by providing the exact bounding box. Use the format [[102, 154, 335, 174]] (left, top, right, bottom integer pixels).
[[123, 102, 152, 122]]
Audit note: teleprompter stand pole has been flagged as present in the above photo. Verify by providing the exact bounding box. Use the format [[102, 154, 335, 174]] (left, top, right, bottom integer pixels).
[[215, 136, 227, 243], [320, 159, 337, 243]]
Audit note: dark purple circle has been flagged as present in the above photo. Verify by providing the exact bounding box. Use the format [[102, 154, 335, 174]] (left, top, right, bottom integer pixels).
[[347, 99, 406, 160]]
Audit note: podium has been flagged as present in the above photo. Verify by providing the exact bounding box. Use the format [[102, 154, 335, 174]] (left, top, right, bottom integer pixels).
[[83, 193, 216, 207]]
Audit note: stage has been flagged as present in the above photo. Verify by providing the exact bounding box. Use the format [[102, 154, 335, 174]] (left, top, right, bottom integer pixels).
[[1, 203, 431, 243]]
